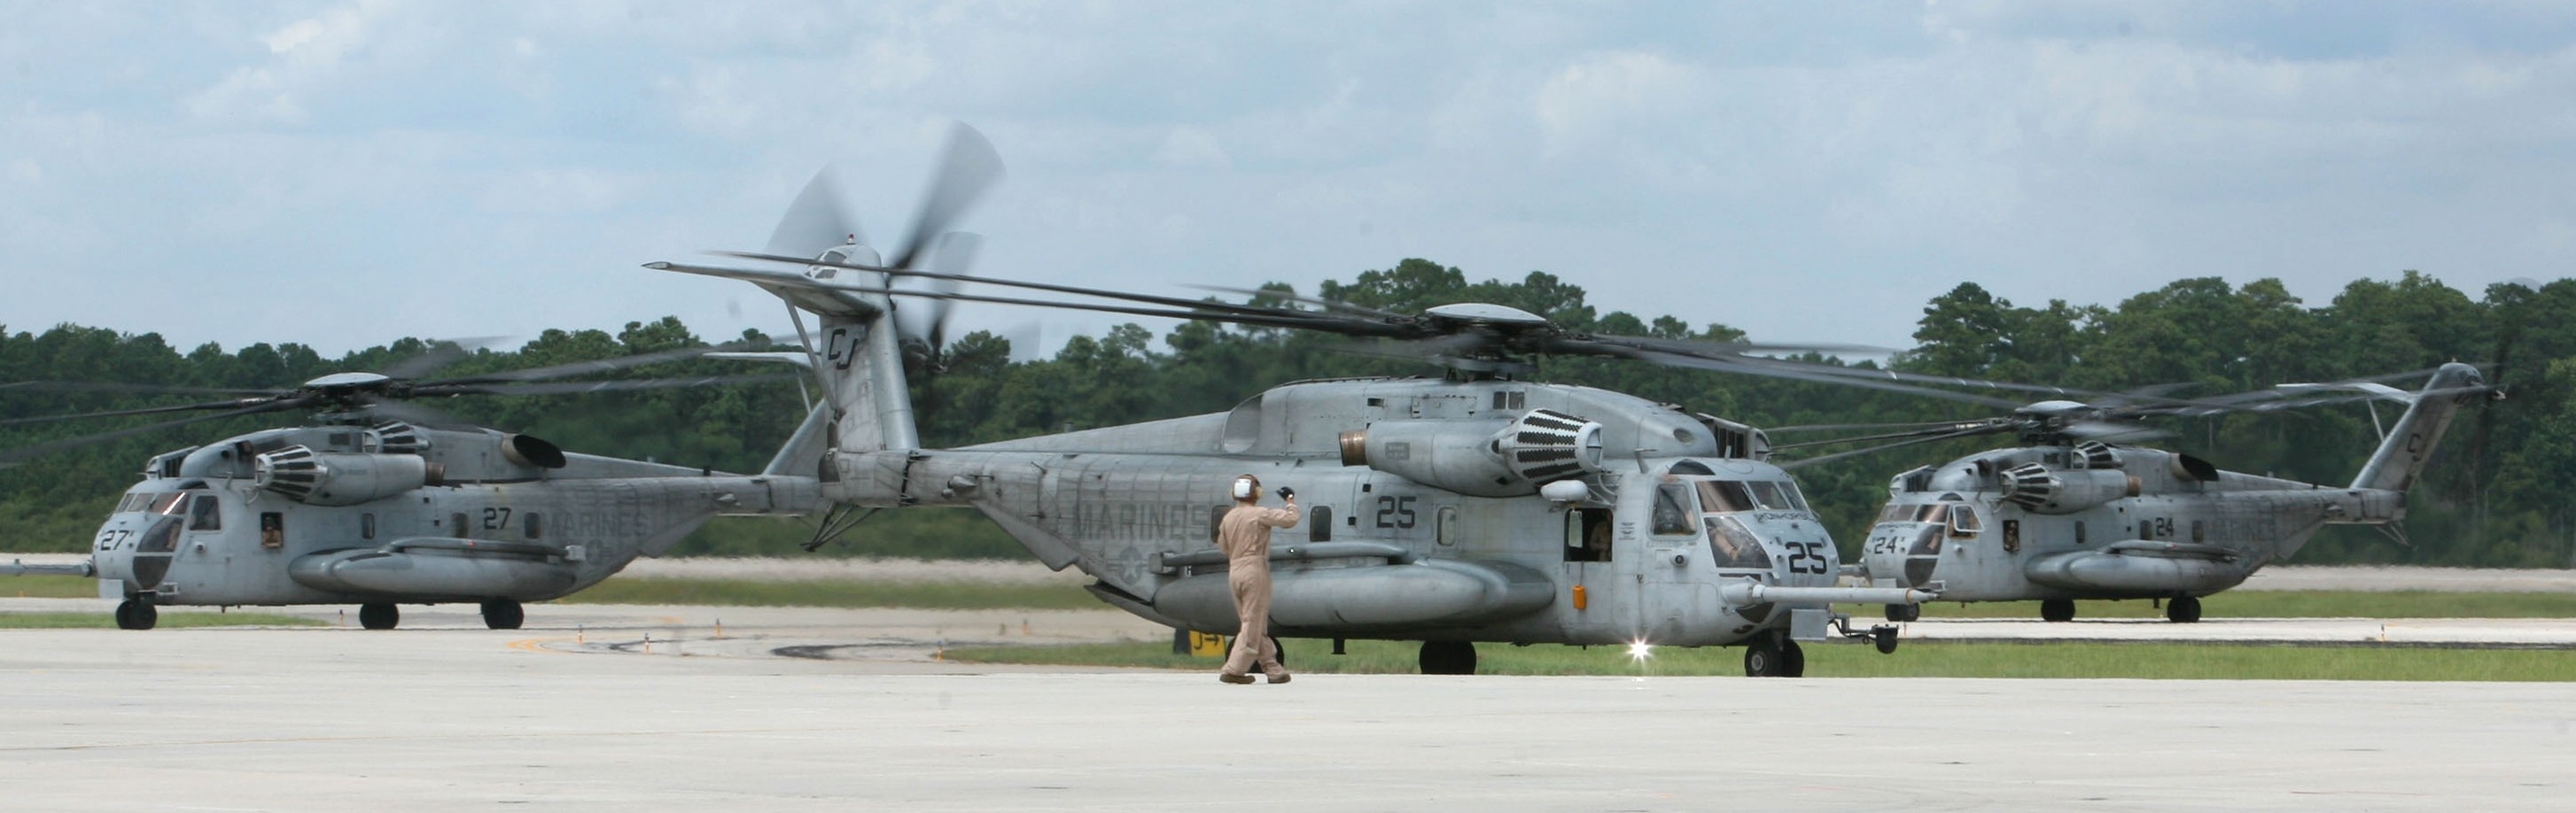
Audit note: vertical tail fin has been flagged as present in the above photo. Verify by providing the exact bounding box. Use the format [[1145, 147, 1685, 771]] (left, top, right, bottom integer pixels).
[[2348, 362, 2491, 492]]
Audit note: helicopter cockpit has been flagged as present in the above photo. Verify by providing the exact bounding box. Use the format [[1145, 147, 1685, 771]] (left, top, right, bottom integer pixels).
[[1649, 465, 1818, 572]]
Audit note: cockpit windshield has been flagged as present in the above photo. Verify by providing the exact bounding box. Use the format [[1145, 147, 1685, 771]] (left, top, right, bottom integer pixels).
[[149, 492, 188, 515], [1693, 479, 1809, 513], [1705, 515, 1775, 569]]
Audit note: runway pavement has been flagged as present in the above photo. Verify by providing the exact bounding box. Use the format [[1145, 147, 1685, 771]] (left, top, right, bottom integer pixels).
[[4, 600, 2574, 811]]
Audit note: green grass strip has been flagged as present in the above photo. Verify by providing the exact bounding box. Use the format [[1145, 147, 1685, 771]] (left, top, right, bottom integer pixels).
[[1850, 590, 2576, 620], [0, 612, 326, 629], [943, 638, 2576, 681]]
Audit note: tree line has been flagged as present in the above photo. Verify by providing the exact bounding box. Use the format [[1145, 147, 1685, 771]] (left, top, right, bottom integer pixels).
[[5, 260, 2573, 567]]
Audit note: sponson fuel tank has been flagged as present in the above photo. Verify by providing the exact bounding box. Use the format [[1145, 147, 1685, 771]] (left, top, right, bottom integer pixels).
[[1148, 558, 1554, 631], [289, 538, 576, 600]]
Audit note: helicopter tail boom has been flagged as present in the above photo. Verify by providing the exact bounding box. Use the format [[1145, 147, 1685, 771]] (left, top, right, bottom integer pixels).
[[2348, 362, 2491, 492]]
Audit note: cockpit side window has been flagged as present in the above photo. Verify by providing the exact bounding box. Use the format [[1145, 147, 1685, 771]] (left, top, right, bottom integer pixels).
[[1948, 505, 1981, 536], [186, 495, 222, 531], [1695, 481, 1755, 514], [1650, 484, 1697, 536]]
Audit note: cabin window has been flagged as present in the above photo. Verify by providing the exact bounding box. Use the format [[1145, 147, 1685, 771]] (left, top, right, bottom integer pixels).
[[362, 513, 377, 540], [2191, 519, 2205, 544], [2075, 522, 2088, 545], [260, 512, 284, 550], [1704, 515, 1773, 569], [1308, 507, 1330, 542], [525, 512, 544, 540], [186, 495, 222, 531], [1650, 484, 1696, 536], [1565, 507, 1612, 562], [1209, 506, 1228, 544], [1435, 506, 1459, 546], [2002, 519, 2021, 553], [452, 513, 470, 539], [2138, 520, 2154, 539]]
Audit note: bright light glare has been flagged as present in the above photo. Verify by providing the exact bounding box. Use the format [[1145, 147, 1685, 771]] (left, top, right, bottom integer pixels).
[[1625, 639, 1654, 663]]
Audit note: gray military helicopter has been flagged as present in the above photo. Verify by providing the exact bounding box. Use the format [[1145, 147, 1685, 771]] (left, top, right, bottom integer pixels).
[[642, 124, 1963, 677], [1, 345, 824, 631], [1811, 364, 2497, 623]]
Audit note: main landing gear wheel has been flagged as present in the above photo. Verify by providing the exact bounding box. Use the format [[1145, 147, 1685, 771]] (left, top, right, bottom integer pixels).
[[480, 599, 524, 631], [114, 598, 156, 631], [2040, 599, 2076, 623], [1884, 603, 1921, 623], [359, 603, 400, 631], [2166, 595, 2203, 623], [1743, 634, 1805, 678], [1419, 640, 1477, 675]]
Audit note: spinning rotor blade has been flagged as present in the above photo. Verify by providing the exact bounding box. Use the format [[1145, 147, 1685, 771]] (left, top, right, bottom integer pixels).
[[426, 337, 789, 386], [430, 373, 798, 398], [0, 397, 286, 427], [1183, 284, 1409, 320], [1777, 424, 2012, 471], [0, 399, 312, 465], [767, 169, 861, 259], [1766, 420, 2012, 452], [913, 231, 983, 352], [0, 381, 285, 397], [886, 123, 1006, 271], [706, 251, 1380, 329], [381, 337, 510, 380]]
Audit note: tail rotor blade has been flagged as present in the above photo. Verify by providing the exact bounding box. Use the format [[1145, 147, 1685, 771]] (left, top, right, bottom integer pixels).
[[886, 123, 1004, 271], [766, 169, 861, 260]]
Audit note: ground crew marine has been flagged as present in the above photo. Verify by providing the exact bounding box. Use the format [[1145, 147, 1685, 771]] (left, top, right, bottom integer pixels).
[[1218, 474, 1298, 685]]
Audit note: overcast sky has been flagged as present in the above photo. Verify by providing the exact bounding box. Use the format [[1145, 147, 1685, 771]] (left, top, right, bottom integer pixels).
[[4, 2, 2574, 363]]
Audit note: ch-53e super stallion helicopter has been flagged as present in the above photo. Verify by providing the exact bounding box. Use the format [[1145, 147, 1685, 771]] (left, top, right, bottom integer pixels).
[[1, 345, 824, 631], [1811, 365, 2497, 623], [644, 124, 1970, 677]]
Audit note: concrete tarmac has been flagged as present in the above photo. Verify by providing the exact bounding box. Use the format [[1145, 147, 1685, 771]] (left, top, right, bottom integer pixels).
[[5, 603, 2575, 811]]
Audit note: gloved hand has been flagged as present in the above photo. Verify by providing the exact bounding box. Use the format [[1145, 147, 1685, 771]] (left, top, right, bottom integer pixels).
[[1277, 486, 1296, 500]]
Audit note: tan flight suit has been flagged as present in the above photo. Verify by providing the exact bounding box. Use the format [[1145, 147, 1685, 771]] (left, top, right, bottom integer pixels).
[[1218, 502, 1300, 680]]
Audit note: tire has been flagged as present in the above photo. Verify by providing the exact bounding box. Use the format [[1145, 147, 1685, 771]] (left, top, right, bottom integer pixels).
[[359, 603, 399, 631], [480, 599, 525, 631], [116, 598, 157, 631], [1873, 626, 1900, 654], [2167, 595, 2202, 623], [2040, 599, 2076, 623], [1743, 636, 1787, 678], [1419, 640, 1477, 675], [1269, 636, 1288, 668], [1885, 603, 1921, 623], [1780, 639, 1807, 678]]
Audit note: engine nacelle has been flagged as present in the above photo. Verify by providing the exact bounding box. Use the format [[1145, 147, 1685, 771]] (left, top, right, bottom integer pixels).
[[254, 445, 443, 506], [1999, 462, 2138, 515], [1338, 409, 1606, 498]]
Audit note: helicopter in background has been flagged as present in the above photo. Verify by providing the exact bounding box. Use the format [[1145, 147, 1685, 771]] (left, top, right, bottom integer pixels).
[[2, 345, 825, 631], [1792, 366, 2499, 623], [635, 124, 2004, 677]]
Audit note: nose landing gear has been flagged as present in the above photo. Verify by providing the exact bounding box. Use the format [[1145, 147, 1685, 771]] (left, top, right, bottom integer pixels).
[[114, 598, 157, 631]]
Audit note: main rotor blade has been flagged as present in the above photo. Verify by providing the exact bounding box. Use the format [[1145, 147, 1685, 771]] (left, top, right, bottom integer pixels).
[[0, 399, 310, 465], [1555, 341, 2027, 409], [0, 397, 284, 427], [429, 373, 798, 398], [425, 336, 787, 386], [886, 123, 1005, 271], [1182, 284, 1409, 320], [1766, 421, 2010, 452], [767, 169, 861, 260], [1776, 424, 2009, 471], [0, 381, 287, 397], [709, 251, 1371, 327], [381, 337, 509, 380]]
